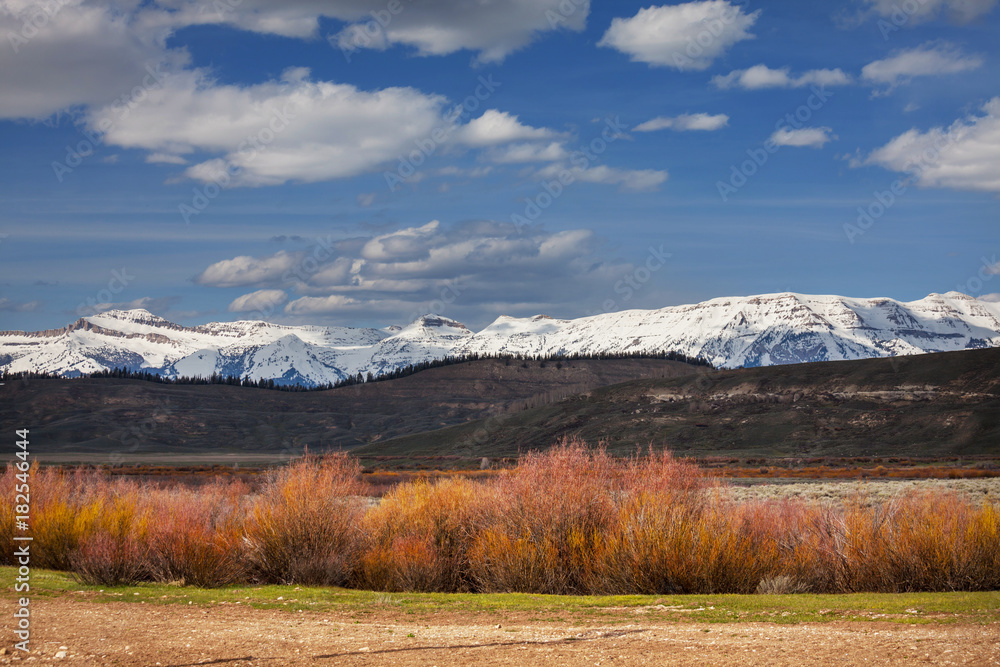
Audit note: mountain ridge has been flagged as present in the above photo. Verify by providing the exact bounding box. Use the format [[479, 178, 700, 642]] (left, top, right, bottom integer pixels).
[[2, 291, 998, 387]]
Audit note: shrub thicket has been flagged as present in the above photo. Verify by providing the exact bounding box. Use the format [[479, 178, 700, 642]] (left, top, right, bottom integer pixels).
[[3, 441, 997, 593]]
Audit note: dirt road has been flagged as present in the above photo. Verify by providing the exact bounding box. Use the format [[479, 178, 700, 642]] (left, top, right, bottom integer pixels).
[[3, 597, 999, 665]]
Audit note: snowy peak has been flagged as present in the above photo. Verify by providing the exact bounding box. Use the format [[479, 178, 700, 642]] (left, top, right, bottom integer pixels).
[[2, 294, 999, 386], [399, 314, 471, 335], [86, 308, 171, 327]]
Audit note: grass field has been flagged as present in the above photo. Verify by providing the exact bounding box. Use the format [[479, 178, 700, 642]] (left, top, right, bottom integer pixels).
[[5, 567, 999, 626]]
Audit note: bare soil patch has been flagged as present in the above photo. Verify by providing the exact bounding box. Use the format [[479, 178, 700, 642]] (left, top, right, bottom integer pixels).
[[3, 597, 998, 666]]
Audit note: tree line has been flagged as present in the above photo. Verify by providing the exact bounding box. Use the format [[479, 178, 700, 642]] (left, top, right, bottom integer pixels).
[[1, 349, 713, 392]]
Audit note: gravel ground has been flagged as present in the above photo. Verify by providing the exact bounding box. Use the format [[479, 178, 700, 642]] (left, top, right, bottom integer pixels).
[[724, 477, 1000, 504], [2, 596, 999, 666]]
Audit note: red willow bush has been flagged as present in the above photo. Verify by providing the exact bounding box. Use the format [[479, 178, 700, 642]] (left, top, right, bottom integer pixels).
[[2, 441, 997, 594], [244, 453, 366, 586]]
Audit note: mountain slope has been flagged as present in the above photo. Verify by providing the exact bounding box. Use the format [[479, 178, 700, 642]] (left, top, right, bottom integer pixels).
[[1, 292, 998, 386], [458, 292, 1000, 367], [0, 357, 700, 461], [357, 347, 1000, 462]]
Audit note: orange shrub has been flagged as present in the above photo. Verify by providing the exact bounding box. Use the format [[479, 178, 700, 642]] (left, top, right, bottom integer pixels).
[[1, 443, 998, 595], [357, 477, 486, 592], [71, 489, 150, 586], [244, 453, 365, 585], [145, 481, 248, 587]]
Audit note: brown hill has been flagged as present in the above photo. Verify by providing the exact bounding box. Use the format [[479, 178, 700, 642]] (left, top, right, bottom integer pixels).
[[0, 357, 698, 463], [355, 348, 1000, 464]]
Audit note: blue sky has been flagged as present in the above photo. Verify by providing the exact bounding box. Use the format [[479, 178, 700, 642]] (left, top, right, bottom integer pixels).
[[1, 0, 998, 331]]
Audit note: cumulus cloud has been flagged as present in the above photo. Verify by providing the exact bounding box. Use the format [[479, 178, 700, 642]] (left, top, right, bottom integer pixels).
[[598, 1, 759, 71], [455, 110, 557, 148], [634, 113, 729, 132], [146, 153, 187, 165], [86, 69, 662, 191], [864, 0, 996, 24], [196, 221, 645, 325], [227, 289, 288, 313], [712, 65, 852, 90], [1, 2, 665, 190], [861, 43, 982, 92], [195, 250, 300, 288], [487, 141, 569, 163], [0, 0, 184, 119], [770, 127, 836, 148], [861, 97, 1000, 193], [89, 68, 455, 187]]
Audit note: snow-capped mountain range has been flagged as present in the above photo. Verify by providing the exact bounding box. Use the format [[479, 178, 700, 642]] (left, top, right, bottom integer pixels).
[[2, 292, 998, 387]]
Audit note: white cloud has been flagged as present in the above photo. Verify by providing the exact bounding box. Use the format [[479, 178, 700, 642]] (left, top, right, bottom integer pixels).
[[151, 0, 590, 63], [598, 1, 759, 71], [979, 293, 1000, 302], [536, 163, 668, 192], [0, 0, 589, 119], [197, 221, 643, 324], [227, 289, 288, 313], [283, 295, 362, 316], [861, 43, 982, 92], [862, 97, 1000, 193], [770, 127, 836, 148], [195, 250, 299, 288], [634, 113, 729, 132], [574, 166, 669, 192], [0, 0, 184, 119], [712, 64, 852, 90], [487, 141, 569, 163], [456, 110, 556, 148], [90, 70, 664, 189], [0, 1, 666, 192], [146, 152, 187, 165], [864, 0, 997, 24], [92, 68, 452, 187]]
